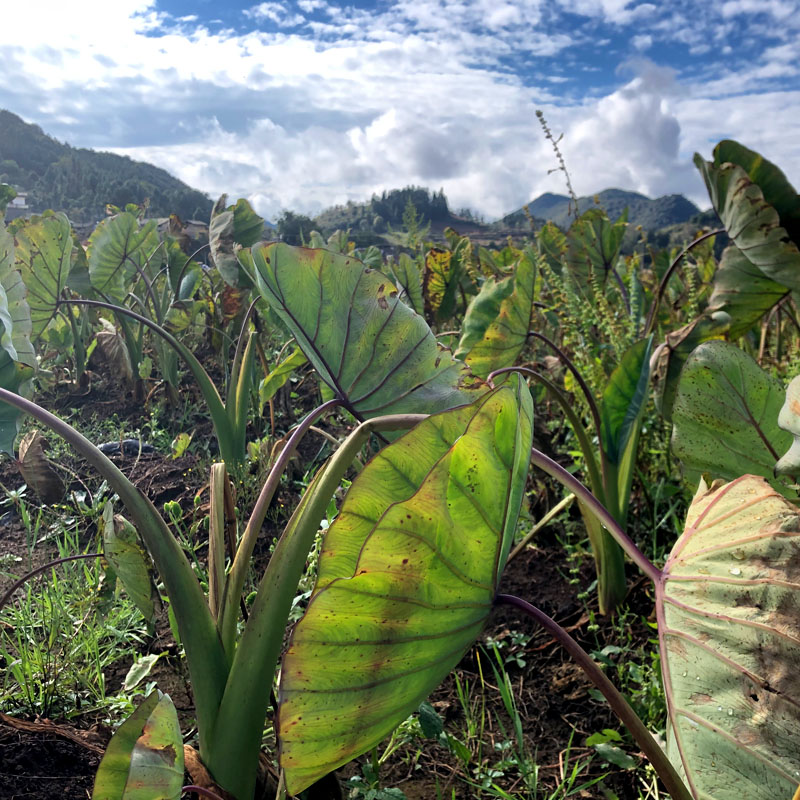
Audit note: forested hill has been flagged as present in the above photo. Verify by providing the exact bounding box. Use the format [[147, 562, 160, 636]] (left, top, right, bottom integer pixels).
[[312, 186, 456, 233], [0, 110, 212, 223]]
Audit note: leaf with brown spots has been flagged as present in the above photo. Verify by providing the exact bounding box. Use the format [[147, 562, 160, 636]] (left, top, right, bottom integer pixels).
[[695, 141, 800, 291], [278, 380, 533, 794], [423, 247, 458, 321], [659, 475, 800, 799], [671, 340, 792, 495], [245, 242, 483, 419], [92, 690, 183, 799]]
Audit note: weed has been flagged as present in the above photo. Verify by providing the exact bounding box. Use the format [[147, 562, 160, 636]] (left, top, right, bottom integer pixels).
[[0, 513, 148, 720]]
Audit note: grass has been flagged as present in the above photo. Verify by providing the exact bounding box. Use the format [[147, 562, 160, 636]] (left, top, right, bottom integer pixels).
[[0, 506, 149, 721]]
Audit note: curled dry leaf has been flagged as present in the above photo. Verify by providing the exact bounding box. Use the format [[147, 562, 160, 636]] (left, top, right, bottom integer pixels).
[[17, 430, 64, 503]]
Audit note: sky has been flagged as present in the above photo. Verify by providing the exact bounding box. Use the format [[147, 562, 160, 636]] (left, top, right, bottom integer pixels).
[[1, 0, 799, 222]]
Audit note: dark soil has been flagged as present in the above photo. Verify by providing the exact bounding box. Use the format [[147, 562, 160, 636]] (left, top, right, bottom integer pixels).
[[0, 725, 103, 800]]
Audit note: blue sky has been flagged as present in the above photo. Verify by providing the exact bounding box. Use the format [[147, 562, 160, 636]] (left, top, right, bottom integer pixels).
[[2, 0, 799, 220]]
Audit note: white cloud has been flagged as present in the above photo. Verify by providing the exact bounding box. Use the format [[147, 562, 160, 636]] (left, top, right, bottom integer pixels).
[[245, 2, 306, 27], [1, 0, 799, 221]]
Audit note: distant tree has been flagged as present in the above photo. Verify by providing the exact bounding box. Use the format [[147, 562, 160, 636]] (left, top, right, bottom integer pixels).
[[0, 183, 16, 212], [276, 210, 317, 245]]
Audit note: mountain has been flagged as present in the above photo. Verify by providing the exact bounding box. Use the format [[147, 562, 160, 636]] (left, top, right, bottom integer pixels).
[[0, 110, 212, 223], [499, 188, 701, 232]]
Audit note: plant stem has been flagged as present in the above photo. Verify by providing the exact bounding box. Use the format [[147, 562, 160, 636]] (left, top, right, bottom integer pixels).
[[507, 494, 575, 563], [217, 398, 342, 655], [523, 331, 604, 441], [0, 553, 101, 613], [495, 594, 693, 800], [529, 447, 660, 584], [643, 229, 724, 337], [206, 414, 426, 800]]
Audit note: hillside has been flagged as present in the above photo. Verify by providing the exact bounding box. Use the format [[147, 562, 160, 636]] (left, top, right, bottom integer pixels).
[[0, 110, 212, 223], [499, 188, 700, 232], [302, 185, 704, 249], [312, 186, 460, 234]]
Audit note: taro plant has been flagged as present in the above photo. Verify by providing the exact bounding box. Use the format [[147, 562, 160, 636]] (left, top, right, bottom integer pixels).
[[4, 235, 800, 800], [652, 140, 800, 421], [81, 206, 202, 400], [277, 362, 800, 799], [0, 240, 482, 799]]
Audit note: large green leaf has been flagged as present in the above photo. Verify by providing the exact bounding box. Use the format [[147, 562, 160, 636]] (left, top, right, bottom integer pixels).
[[707, 244, 788, 339], [209, 195, 264, 288], [600, 337, 652, 465], [245, 243, 483, 418], [92, 690, 183, 800], [88, 213, 162, 302], [651, 314, 731, 423], [659, 475, 800, 799], [670, 341, 792, 492], [278, 380, 533, 793], [9, 212, 72, 341], [0, 221, 35, 454], [455, 251, 536, 379], [695, 144, 800, 291], [564, 208, 628, 296]]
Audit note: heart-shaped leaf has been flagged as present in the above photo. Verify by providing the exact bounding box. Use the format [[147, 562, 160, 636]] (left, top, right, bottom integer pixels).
[[9, 211, 72, 342], [246, 243, 483, 418], [695, 143, 800, 291], [659, 475, 800, 799], [455, 250, 536, 379], [278, 379, 533, 793], [88, 213, 162, 302], [670, 340, 792, 493], [564, 208, 628, 297], [707, 244, 788, 339], [92, 690, 183, 800]]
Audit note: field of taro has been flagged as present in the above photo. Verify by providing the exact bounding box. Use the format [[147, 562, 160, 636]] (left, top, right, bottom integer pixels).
[[1, 140, 799, 800]]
